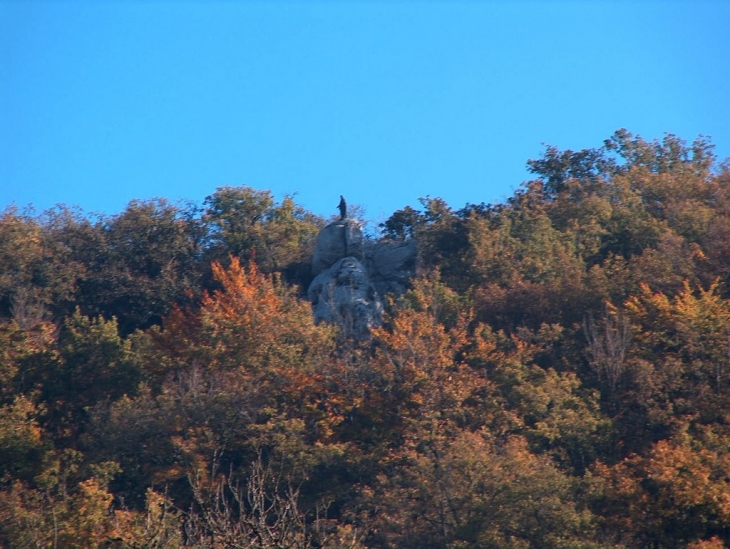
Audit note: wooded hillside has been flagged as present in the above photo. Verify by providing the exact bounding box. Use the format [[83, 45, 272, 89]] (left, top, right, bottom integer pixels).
[[2, 130, 730, 548]]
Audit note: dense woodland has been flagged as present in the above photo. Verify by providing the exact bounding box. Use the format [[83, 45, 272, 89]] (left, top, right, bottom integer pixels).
[[2, 129, 730, 548]]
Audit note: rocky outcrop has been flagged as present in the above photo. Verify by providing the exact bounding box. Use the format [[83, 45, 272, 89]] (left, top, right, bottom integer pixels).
[[308, 257, 383, 337], [311, 219, 363, 276], [365, 239, 417, 296], [307, 218, 417, 338]]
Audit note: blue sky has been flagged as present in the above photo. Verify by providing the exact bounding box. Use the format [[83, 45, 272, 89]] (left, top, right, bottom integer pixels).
[[2, 1, 729, 226]]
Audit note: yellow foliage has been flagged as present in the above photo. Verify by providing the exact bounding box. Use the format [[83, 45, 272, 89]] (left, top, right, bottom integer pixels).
[[374, 428, 597, 548], [625, 279, 730, 397], [593, 430, 730, 545]]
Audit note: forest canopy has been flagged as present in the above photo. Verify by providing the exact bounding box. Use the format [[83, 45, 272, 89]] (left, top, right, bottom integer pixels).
[[2, 130, 730, 548]]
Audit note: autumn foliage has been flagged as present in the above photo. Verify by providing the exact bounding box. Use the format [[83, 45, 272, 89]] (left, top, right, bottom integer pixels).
[[3, 130, 730, 547]]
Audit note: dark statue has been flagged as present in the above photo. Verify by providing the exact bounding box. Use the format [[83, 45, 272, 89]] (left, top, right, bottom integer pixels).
[[338, 195, 347, 220]]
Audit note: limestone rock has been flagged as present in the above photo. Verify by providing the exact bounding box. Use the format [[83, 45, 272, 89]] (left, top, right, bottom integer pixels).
[[311, 219, 363, 276], [365, 239, 418, 296], [307, 215, 417, 337], [308, 257, 382, 338]]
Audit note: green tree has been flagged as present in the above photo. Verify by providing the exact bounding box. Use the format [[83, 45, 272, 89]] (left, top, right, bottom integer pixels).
[[73, 199, 205, 334], [19, 310, 140, 443], [203, 186, 323, 279], [0, 396, 46, 482], [0, 206, 81, 322], [372, 429, 610, 549]]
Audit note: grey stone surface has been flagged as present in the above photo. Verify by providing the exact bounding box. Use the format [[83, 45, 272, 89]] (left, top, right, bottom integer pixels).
[[311, 219, 364, 276], [365, 239, 418, 296], [308, 257, 382, 338]]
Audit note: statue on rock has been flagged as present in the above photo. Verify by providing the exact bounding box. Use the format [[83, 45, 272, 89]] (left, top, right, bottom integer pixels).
[[307, 195, 418, 339], [311, 207, 363, 277]]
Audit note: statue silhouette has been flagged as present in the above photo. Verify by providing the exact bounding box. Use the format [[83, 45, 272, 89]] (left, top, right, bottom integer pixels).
[[338, 195, 347, 220]]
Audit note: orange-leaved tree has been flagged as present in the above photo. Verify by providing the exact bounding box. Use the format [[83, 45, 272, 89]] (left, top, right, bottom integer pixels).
[[591, 426, 730, 547], [145, 256, 335, 381], [104, 257, 343, 510]]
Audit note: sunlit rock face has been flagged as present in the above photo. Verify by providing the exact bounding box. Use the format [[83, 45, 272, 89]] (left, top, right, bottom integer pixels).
[[365, 239, 417, 296], [311, 219, 364, 277], [308, 256, 383, 338], [308, 218, 417, 338]]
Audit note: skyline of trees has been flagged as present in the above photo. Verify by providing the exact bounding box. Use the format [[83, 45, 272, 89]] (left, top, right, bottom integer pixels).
[[2, 129, 730, 547]]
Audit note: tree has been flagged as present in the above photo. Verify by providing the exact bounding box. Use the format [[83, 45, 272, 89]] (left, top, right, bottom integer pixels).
[[73, 199, 205, 334], [0, 449, 122, 549], [379, 205, 423, 241], [628, 281, 730, 396], [154, 257, 334, 375], [203, 186, 323, 279], [0, 206, 81, 321], [591, 428, 730, 547], [185, 453, 366, 548], [19, 310, 140, 443], [0, 396, 46, 482], [95, 257, 343, 507], [371, 429, 610, 548]]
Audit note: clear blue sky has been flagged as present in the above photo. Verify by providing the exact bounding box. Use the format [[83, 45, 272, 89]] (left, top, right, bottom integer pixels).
[[2, 1, 729, 225]]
